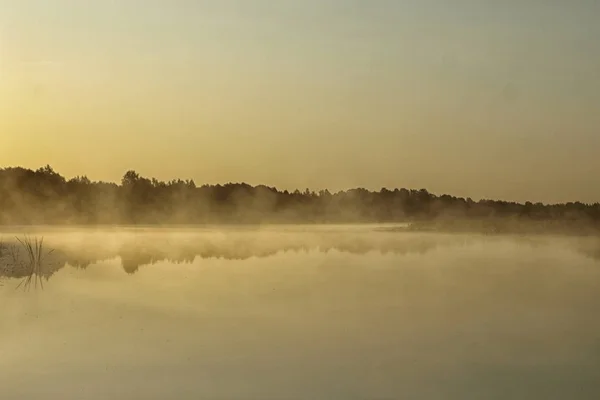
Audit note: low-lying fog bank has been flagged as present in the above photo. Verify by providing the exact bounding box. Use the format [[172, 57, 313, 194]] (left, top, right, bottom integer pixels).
[[1, 225, 600, 284]]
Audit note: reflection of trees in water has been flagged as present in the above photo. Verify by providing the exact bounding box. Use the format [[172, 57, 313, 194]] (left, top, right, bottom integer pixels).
[[2, 234, 599, 285], [90, 239, 447, 275], [0, 235, 453, 280], [118, 244, 196, 274]]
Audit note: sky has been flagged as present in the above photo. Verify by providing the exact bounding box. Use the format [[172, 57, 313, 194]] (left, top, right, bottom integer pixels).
[[1, 0, 599, 203]]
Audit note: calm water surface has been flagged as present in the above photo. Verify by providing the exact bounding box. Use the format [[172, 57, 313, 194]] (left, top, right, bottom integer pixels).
[[1, 226, 599, 399]]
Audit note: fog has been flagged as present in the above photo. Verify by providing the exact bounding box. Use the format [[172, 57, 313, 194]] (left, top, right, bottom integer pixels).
[[2, 167, 600, 235], [2, 225, 600, 279], [3, 1, 599, 397], [1, 226, 600, 399]]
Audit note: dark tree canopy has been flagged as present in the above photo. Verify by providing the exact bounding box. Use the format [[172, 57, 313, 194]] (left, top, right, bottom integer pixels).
[[0, 165, 599, 233]]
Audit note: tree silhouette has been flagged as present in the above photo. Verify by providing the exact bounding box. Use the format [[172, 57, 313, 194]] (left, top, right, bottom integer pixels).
[[0, 165, 599, 233]]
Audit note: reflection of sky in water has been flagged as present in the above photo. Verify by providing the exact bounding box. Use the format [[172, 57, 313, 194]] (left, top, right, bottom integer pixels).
[[1, 227, 600, 399]]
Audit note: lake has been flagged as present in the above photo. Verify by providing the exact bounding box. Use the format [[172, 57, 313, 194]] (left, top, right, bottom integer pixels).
[[1, 226, 599, 399]]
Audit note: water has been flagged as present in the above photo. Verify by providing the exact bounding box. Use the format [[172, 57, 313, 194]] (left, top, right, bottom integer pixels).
[[1, 226, 599, 399]]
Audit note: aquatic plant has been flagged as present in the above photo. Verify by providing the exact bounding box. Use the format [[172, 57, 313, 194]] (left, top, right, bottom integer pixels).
[[10, 236, 54, 291]]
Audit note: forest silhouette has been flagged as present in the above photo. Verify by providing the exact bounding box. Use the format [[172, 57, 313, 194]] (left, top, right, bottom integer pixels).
[[1, 165, 599, 233]]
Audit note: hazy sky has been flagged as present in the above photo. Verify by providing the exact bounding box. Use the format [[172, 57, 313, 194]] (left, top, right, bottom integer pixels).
[[1, 1, 599, 203]]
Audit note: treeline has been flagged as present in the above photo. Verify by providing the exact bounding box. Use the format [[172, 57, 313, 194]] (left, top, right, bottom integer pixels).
[[1, 165, 600, 226]]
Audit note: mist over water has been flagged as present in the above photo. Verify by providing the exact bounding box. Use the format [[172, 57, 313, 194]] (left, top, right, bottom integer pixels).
[[4, 1, 600, 398], [1, 225, 599, 399]]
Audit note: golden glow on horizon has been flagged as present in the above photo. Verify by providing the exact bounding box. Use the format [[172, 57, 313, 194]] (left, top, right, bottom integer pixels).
[[1, 1, 599, 203]]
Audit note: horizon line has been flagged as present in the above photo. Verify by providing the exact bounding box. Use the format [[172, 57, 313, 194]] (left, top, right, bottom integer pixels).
[[1, 164, 598, 207]]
